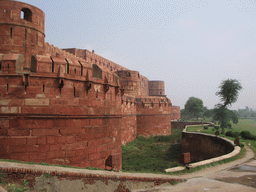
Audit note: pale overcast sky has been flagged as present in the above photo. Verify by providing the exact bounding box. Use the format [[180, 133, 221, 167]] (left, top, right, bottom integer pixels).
[[20, 0, 256, 110]]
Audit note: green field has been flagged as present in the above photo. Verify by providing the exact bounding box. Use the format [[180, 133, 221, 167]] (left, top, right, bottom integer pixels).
[[186, 119, 256, 156], [187, 119, 256, 134]]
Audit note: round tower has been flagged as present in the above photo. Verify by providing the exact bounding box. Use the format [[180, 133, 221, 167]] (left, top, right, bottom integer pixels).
[[116, 70, 142, 97], [149, 81, 165, 96], [0, 0, 45, 68]]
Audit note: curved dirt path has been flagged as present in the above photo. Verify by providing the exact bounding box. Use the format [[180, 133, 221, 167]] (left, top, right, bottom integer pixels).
[[137, 145, 256, 192]]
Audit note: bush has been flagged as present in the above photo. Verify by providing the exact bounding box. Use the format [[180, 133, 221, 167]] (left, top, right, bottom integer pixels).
[[225, 131, 234, 137], [214, 126, 220, 130], [240, 131, 256, 140], [227, 123, 232, 129], [225, 131, 240, 138], [209, 124, 214, 127], [212, 128, 215, 131], [204, 126, 208, 130]]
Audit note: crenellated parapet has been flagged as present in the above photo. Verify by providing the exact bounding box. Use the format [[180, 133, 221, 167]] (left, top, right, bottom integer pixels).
[[135, 96, 172, 137], [64, 48, 128, 72]]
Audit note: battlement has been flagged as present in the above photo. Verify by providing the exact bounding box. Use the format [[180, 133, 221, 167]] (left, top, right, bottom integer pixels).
[[64, 48, 128, 72]]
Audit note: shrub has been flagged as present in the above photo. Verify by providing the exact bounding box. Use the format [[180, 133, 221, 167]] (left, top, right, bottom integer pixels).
[[212, 128, 215, 131], [204, 126, 208, 130], [209, 124, 214, 127], [225, 131, 234, 137], [240, 131, 256, 140], [225, 131, 240, 138], [214, 126, 220, 130]]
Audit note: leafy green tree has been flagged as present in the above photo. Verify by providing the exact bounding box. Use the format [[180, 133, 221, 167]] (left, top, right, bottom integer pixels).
[[203, 108, 214, 119], [184, 97, 203, 120], [214, 79, 242, 134], [216, 79, 242, 108]]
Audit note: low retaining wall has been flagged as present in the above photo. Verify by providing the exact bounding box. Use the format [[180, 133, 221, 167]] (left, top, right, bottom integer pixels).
[[0, 161, 182, 192], [171, 121, 210, 129], [181, 131, 235, 163], [166, 124, 239, 172]]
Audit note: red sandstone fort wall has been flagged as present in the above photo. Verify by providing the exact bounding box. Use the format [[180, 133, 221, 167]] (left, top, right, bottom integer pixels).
[[136, 97, 172, 137], [0, 0, 180, 170], [0, 45, 123, 169], [120, 95, 137, 145], [171, 106, 181, 120]]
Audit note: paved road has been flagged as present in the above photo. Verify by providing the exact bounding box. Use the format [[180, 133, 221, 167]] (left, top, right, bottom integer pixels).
[[137, 145, 256, 192]]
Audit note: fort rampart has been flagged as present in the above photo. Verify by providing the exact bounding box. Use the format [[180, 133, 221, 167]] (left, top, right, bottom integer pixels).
[[0, 0, 180, 170]]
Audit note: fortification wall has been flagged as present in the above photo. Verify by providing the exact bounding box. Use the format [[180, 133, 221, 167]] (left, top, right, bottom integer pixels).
[[136, 97, 172, 137], [0, 49, 123, 169], [171, 106, 181, 120], [0, 0, 181, 170], [120, 95, 137, 145], [64, 48, 128, 72]]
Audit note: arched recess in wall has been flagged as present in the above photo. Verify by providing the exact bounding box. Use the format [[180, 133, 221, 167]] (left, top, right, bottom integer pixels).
[[31, 55, 37, 72], [92, 64, 102, 79], [21, 8, 32, 22]]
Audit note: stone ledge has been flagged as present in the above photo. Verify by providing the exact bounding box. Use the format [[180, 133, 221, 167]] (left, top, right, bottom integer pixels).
[[187, 146, 241, 169]]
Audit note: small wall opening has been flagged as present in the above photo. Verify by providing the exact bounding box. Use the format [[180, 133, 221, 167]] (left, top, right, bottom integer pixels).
[[25, 29, 27, 40], [92, 64, 102, 79], [78, 61, 83, 76], [10, 27, 13, 39], [36, 33, 38, 45], [21, 8, 32, 22], [65, 59, 69, 74], [50, 57, 54, 72], [31, 55, 37, 72]]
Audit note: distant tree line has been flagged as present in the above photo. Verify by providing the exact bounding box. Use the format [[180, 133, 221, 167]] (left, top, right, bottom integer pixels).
[[233, 106, 256, 119]]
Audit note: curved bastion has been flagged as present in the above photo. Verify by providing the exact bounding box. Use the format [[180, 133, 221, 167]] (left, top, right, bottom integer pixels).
[[0, 0, 180, 170]]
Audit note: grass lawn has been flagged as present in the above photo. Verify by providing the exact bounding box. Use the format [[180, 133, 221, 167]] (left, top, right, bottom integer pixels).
[[122, 128, 183, 173]]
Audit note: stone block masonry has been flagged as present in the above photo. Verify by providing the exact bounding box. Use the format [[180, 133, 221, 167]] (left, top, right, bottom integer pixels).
[[0, 0, 180, 170]]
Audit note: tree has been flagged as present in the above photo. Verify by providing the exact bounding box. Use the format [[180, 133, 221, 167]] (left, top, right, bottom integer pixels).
[[216, 79, 242, 108], [214, 79, 242, 134], [184, 97, 203, 120], [203, 108, 214, 119]]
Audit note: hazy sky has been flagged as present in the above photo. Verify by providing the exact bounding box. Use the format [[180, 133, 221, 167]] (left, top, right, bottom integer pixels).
[[20, 0, 256, 110]]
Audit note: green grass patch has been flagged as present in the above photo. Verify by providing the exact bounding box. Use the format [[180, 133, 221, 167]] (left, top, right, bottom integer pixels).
[[231, 119, 256, 135], [122, 128, 183, 173]]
